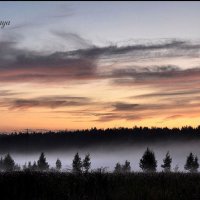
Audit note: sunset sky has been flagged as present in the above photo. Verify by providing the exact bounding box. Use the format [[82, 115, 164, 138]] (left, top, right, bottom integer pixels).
[[1, 2, 200, 131]]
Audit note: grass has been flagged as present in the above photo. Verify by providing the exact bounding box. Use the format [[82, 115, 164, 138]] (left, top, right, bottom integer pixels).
[[0, 172, 200, 200]]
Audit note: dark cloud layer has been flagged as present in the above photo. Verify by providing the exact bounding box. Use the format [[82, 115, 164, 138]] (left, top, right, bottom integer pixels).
[[0, 95, 91, 110], [111, 65, 200, 90], [0, 37, 200, 84]]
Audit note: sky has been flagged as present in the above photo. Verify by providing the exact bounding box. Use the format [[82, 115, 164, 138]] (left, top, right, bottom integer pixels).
[[0, 1, 200, 132]]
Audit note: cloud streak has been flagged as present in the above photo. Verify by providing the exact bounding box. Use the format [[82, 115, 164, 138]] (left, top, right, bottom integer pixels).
[[0, 95, 91, 110], [0, 37, 200, 85]]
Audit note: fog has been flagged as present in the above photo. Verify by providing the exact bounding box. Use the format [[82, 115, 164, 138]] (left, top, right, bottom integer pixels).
[[3, 139, 200, 172]]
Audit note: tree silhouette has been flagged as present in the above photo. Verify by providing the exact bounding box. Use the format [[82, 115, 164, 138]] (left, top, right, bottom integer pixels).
[[37, 152, 49, 171], [82, 154, 91, 173], [185, 153, 199, 173], [56, 159, 62, 171], [193, 156, 199, 172], [28, 161, 32, 170], [14, 164, 21, 171], [3, 153, 15, 171], [161, 152, 172, 172], [185, 153, 195, 172], [32, 161, 38, 171], [122, 160, 131, 173], [23, 162, 27, 171], [139, 148, 157, 172], [0, 157, 4, 171], [114, 162, 122, 173], [72, 152, 82, 173]]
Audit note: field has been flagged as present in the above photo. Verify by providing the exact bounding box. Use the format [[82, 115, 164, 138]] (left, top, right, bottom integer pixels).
[[1, 172, 200, 200]]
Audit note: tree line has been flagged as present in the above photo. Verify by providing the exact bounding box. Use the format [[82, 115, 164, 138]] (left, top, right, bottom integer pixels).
[[0, 148, 199, 173], [1, 126, 200, 152]]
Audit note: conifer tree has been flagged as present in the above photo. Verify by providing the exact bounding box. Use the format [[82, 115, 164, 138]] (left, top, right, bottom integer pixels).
[[184, 153, 195, 172], [37, 152, 49, 171], [139, 148, 157, 172], [82, 154, 91, 173], [3, 153, 15, 172], [56, 159, 62, 171], [161, 152, 172, 172], [114, 162, 122, 173], [193, 156, 199, 172], [32, 161, 38, 171], [72, 152, 82, 173], [122, 160, 131, 173], [0, 157, 4, 171]]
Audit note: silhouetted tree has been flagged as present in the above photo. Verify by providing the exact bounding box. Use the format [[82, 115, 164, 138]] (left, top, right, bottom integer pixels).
[[3, 153, 15, 171], [14, 164, 21, 171], [185, 153, 195, 172], [193, 156, 199, 172], [0, 157, 4, 171], [72, 152, 82, 173], [161, 152, 172, 172], [122, 160, 131, 173], [114, 162, 122, 173], [56, 159, 62, 171], [139, 148, 157, 172], [28, 161, 32, 170], [37, 152, 49, 171], [82, 154, 91, 173], [23, 162, 27, 171], [32, 161, 38, 171]]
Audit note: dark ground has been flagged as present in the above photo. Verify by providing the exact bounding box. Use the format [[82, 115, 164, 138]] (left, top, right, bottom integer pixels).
[[0, 172, 200, 200]]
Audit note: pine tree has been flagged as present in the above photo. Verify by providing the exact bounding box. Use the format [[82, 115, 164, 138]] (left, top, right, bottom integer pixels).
[[114, 162, 122, 173], [72, 152, 82, 173], [0, 157, 4, 171], [23, 162, 27, 171], [37, 152, 49, 171], [3, 153, 15, 172], [32, 161, 38, 171], [161, 152, 172, 172], [14, 164, 21, 171], [28, 161, 32, 170], [184, 153, 195, 172], [193, 156, 199, 172], [82, 154, 91, 173], [56, 159, 62, 171], [139, 148, 157, 172], [122, 160, 131, 173]]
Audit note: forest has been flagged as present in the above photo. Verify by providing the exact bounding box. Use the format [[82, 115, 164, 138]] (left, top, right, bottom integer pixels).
[[0, 126, 200, 152]]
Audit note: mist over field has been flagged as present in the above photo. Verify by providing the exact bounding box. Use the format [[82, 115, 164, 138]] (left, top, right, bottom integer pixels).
[[4, 139, 200, 172]]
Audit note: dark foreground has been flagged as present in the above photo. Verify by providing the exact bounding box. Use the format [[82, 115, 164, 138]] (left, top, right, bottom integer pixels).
[[0, 172, 200, 200]]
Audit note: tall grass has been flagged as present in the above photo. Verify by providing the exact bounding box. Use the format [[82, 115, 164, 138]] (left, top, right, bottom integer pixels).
[[0, 172, 200, 200]]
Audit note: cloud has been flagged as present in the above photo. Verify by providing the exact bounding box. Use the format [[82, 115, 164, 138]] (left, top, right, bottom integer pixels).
[[94, 112, 142, 122], [53, 31, 93, 49], [0, 36, 200, 86], [134, 89, 200, 99], [164, 115, 183, 120], [111, 65, 200, 90], [0, 39, 98, 84], [103, 98, 200, 122], [0, 89, 23, 97], [113, 102, 139, 111], [71, 39, 200, 59], [0, 95, 91, 110]]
